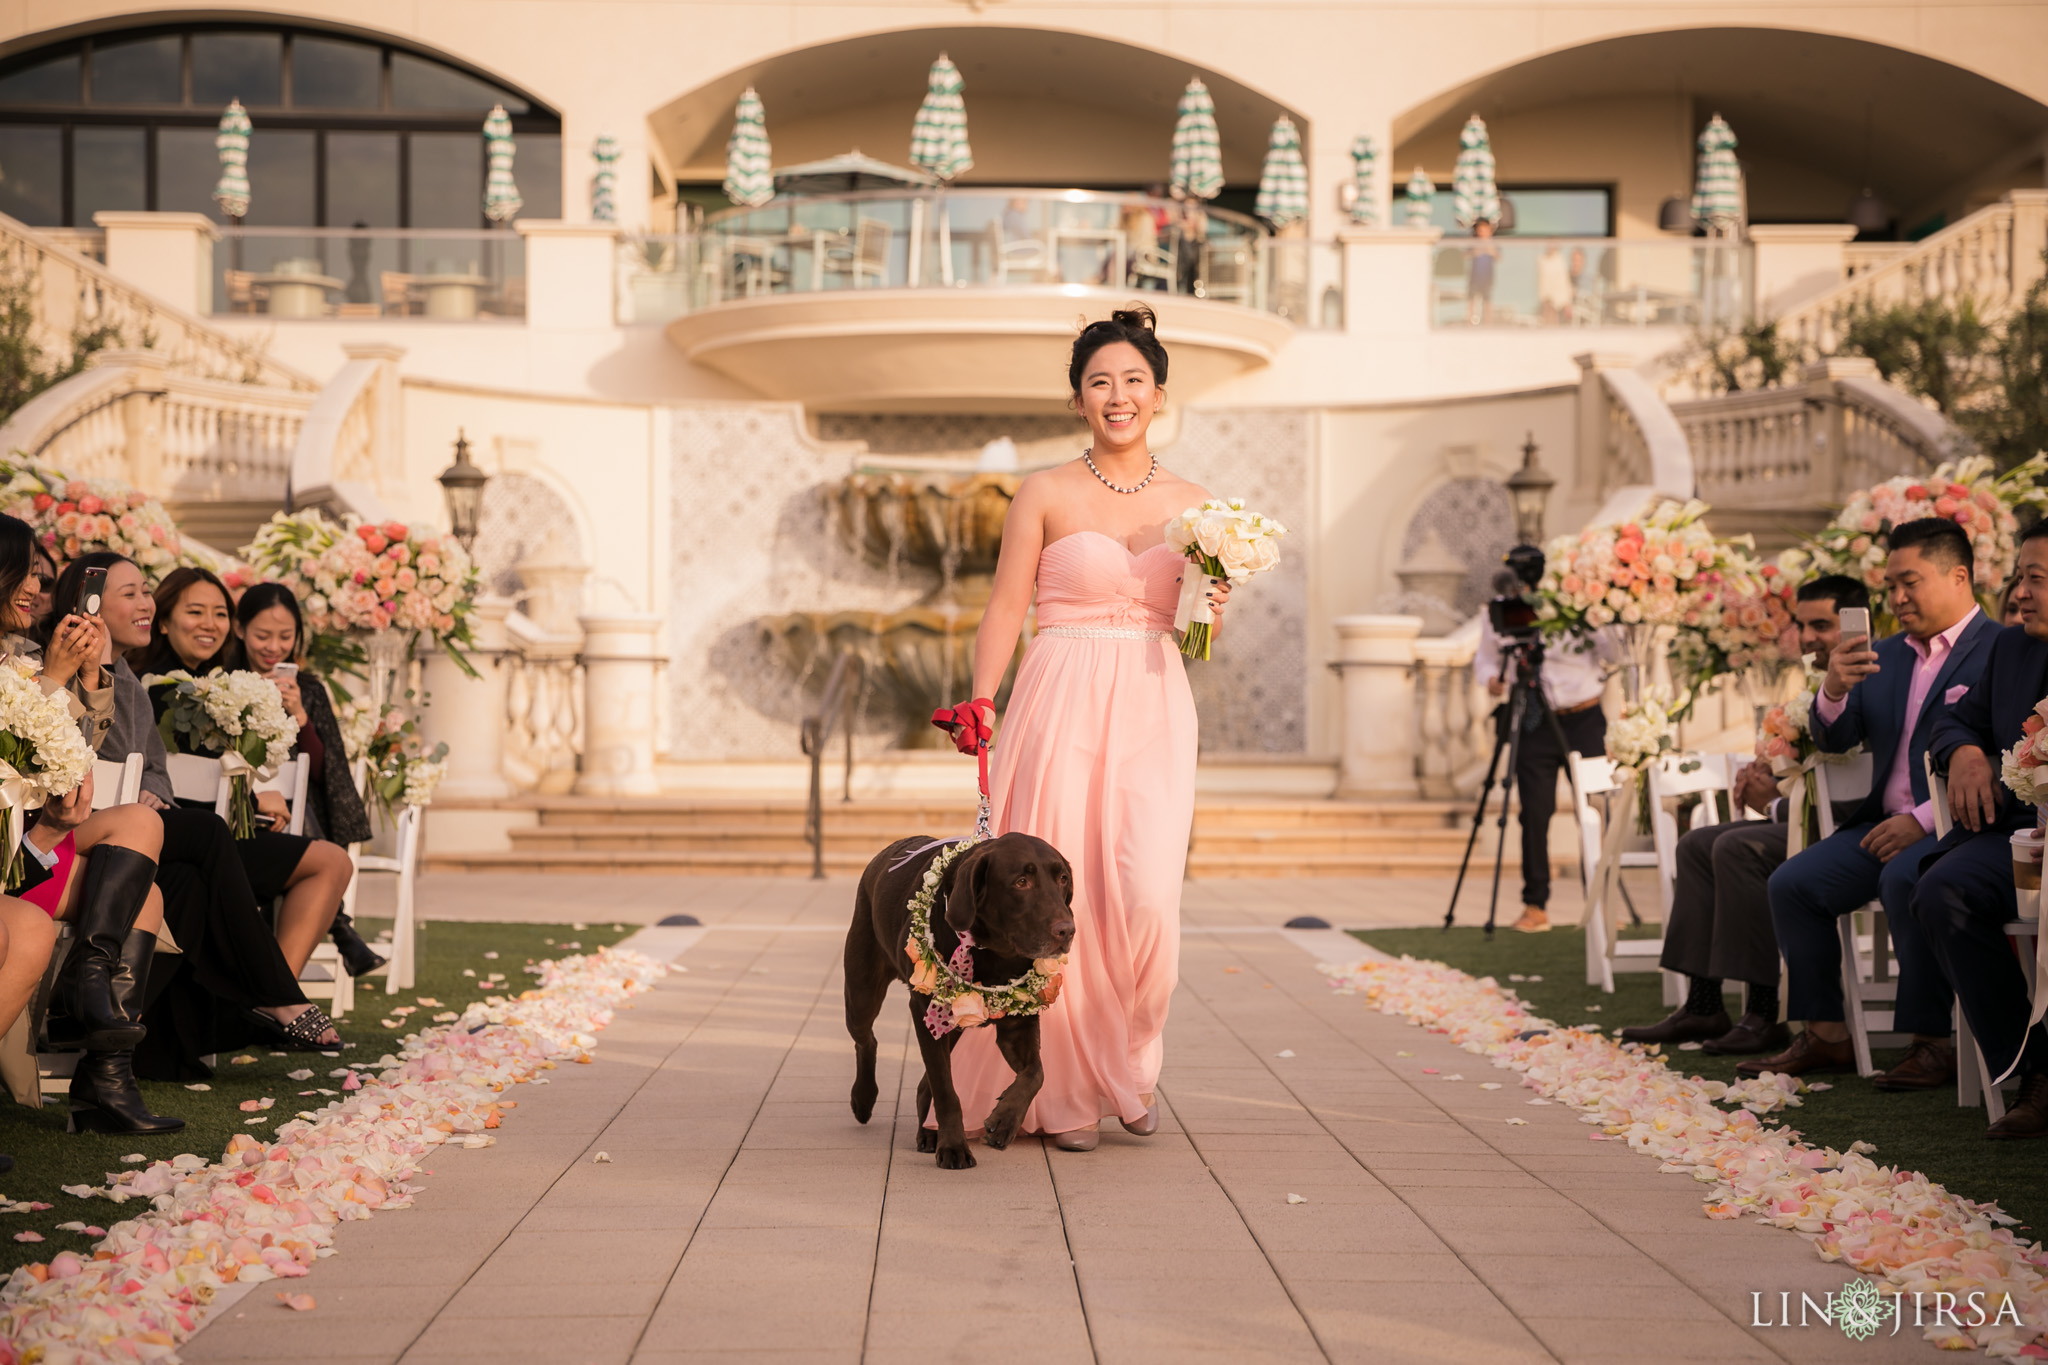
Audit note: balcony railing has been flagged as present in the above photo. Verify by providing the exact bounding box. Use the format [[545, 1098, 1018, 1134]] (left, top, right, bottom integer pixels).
[[1429, 238, 1750, 330], [617, 188, 1339, 327], [211, 227, 526, 321]]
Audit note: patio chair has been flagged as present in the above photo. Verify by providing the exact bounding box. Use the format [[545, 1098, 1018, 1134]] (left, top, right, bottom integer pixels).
[[824, 217, 891, 288], [1130, 242, 1177, 292], [1198, 242, 1254, 305], [223, 270, 268, 314], [380, 271, 419, 316], [988, 219, 1048, 284], [1568, 751, 1664, 994]]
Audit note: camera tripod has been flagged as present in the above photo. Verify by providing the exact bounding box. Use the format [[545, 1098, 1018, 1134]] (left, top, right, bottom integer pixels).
[[1443, 640, 1578, 936]]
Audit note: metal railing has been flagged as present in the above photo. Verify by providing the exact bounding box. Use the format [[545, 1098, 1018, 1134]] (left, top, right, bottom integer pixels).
[[800, 651, 865, 880], [1429, 238, 1750, 330], [617, 187, 1340, 326], [212, 227, 527, 321]]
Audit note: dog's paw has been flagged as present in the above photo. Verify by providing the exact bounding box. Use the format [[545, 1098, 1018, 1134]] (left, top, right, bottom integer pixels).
[[983, 1111, 1019, 1150], [934, 1140, 976, 1170], [850, 1080, 877, 1125], [915, 1128, 938, 1154]]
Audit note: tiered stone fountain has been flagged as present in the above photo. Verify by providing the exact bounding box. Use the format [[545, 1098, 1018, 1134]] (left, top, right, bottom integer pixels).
[[761, 462, 1025, 746]]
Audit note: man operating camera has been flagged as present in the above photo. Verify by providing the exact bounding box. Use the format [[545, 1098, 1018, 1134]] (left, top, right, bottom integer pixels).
[[1472, 546, 1609, 934]]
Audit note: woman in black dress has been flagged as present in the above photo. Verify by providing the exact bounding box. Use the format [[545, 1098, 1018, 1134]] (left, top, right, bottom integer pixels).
[[127, 568, 354, 989], [45, 554, 342, 1068], [232, 582, 385, 975]]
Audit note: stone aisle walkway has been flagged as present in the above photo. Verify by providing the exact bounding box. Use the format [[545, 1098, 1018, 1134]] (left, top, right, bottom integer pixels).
[[180, 922, 1938, 1365]]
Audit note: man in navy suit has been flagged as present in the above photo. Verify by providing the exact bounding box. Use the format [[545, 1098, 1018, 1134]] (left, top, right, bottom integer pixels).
[[1919, 522, 2048, 1137], [1741, 519, 1995, 1079]]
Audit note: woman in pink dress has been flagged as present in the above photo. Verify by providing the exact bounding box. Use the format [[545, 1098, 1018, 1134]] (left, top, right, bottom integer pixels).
[[942, 305, 1227, 1150]]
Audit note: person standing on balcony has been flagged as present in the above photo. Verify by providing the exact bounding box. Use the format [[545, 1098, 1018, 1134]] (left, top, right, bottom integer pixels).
[[1472, 575, 1607, 934], [938, 305, 1228, 1151], [1741, 518, 1992, 1081], [1467, 219, 1499, 324], [1173, 190, 1208, 296]]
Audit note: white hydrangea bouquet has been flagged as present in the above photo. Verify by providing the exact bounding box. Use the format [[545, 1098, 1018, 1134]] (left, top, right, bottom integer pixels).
[[1163, 498, 1288, 660], [2000, 699, 2048, 809], [143, 670, 299, 838], [1607, 687, 1685, 833], [0, 658, 94, 889]]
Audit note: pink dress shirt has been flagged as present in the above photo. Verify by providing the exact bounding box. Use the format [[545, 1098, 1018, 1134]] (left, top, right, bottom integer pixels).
[[1814, 607, 1980, 832]]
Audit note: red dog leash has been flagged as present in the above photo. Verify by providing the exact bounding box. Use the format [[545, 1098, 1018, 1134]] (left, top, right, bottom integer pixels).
[[931, 697, 995, 840]]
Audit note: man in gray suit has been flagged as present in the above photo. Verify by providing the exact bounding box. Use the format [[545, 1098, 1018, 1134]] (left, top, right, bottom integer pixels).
[[1619, 575, 1868, 1054]]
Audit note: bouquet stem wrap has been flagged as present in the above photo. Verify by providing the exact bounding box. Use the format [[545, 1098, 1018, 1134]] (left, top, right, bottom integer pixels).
[[220, 752, 257, 840], [1172, 567, 1226, 661], [0, 802, 19, 894]]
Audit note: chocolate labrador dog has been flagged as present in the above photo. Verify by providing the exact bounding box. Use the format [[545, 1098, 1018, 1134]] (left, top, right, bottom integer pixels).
[[846, 833, 1074, 1169]]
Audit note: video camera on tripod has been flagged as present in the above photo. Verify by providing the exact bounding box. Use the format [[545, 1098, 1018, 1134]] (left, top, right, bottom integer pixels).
[[1485, 543, 1548, 645]]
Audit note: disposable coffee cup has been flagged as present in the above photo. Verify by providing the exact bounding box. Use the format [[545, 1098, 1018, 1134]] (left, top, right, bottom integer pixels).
[[2012, 829, 2044, 897]]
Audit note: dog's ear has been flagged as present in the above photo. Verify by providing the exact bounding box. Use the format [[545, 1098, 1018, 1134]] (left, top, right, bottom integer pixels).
[[943, 844, 989, 935], [1059, 856, 1073, 907]]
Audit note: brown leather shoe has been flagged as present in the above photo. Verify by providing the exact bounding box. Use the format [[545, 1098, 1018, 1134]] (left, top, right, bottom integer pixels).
[[1618, 1007, 1733, 1046], [1988, 1074, 2048, 1140], [1701, 1013, 1792, 1056], [1735, 1028, 1853, 1078], [1509, 907, 1551, 933], [1872, 1038, 1958, 1092]]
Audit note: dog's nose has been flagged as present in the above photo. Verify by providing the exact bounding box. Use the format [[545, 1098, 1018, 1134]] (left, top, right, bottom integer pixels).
[[1051, 917, 1075, 945]]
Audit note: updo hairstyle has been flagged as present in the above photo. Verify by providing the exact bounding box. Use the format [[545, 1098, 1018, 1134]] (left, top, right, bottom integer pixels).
[[1067, 304, 1170, 395]]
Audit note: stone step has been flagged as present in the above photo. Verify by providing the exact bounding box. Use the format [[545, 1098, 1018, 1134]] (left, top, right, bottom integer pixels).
[[510, 796, 1468, 834], [505, 822, 1489, 858], [422, 849, 879, 876]]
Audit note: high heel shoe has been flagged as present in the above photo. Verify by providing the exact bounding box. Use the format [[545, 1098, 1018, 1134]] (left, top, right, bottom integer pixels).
[[67, 1051, 183, 1134], [1121, 1103, 1159, 1137], [55, 847, 157, 1050], [329, 912, 388, 977], [1050, 1127, 1099, 1152]]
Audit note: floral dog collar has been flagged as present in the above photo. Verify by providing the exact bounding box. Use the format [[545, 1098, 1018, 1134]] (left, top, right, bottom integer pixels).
[[905, 839, 1067, 1040]]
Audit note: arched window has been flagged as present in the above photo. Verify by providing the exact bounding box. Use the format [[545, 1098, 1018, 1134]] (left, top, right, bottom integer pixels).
[[0, 22, 561, 228]]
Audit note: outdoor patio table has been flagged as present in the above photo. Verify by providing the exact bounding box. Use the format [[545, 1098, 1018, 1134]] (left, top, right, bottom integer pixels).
[[421, 273, 488, 319], [253, 268, 340, 318]]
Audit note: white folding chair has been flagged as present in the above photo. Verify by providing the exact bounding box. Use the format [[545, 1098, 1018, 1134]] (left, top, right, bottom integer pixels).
[[1813, 755, 1903, 1077], [1569, 752, 1665, 994], [1643, 751, 1736, 1006], [353, 806, 422, 995]]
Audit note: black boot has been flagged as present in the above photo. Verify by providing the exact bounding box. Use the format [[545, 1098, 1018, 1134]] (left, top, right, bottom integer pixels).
[[329, 912, 387, 977], [55, 847, 158, 1050], [67, 1050, 183, 1134]]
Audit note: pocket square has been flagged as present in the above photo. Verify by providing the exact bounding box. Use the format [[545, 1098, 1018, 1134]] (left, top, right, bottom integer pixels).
[[1945, 684, 1970, 705]]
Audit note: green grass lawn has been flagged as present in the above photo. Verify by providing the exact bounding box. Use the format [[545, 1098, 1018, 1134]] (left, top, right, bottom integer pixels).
[[1352, 924, 2048, 1238], [0, 918, 632, 1276]]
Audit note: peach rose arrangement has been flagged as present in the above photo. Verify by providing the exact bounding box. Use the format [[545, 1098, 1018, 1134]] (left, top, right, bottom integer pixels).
[[0, 458, 192, 580], [2000, 699, 2048, 809], [903, 839, 1067, 1040]]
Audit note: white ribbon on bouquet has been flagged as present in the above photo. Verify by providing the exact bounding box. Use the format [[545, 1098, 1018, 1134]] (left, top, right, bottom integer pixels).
[[1173, 570, 1226, 635]]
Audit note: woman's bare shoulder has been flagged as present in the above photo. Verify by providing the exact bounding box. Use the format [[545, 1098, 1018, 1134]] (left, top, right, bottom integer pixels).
[[1153, 465, 1211, 505]]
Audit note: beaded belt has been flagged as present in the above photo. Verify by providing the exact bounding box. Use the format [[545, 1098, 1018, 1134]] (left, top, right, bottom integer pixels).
[[1036, 625, 1174, 642]]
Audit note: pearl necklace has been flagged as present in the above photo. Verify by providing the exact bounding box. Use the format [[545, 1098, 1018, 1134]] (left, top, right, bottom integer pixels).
[[1082, 447, 1157, 495]]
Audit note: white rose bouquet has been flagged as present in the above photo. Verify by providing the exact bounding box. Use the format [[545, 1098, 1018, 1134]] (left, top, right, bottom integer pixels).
[[144, 670, 300, 838], [1162, 498, 1288, 660], [0, 658, 93, 889], [1607, 688, 1684, 833]]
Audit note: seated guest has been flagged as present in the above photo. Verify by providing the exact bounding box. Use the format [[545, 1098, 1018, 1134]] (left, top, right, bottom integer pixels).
[[130, 567, 353, 983], [49, 557, 342, 1065], [1919, 521, 2048, 1137], [1742, 518, 1994, 1080], [0, 885, 58, 1168], [232, 583, 384, 976], [1619, 575, 1864, 1053]]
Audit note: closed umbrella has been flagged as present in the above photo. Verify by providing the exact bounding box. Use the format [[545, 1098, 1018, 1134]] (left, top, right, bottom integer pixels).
[[483, 104, 523, 222], [1692, 113, 1742, 234], [213, 100, 251, 223], [1348, 133, 1378, 226], [1452, 114, 1500, 229], [723, 87, 773, 208], [1254, 116, 1309, 229], [909, 53, 973, 181], [1170, 78, 1224, 201], [591, 135, 619, 223], [1403, 167, 1436, 227]]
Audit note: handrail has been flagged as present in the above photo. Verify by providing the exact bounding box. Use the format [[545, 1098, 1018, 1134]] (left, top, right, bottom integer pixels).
[[800, 650, 865, 881], [705, 185, 1269, 236]]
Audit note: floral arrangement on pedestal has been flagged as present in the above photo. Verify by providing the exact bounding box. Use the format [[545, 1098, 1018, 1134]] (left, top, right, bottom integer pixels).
[[1760, 682, 1840, 850], [339, 696, 449, 822], [240, 510, 481, 679], [0, 658, 93, 889], [1796, 454, 2048, 629], [143, 669, 298, 838], [0, 457, 201, 580]]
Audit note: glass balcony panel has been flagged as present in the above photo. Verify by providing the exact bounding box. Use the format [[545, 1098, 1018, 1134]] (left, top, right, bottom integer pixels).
[[213, 228, 525, 319], [616, 188, 1328, 325], [1428, 238, 1751, 329]]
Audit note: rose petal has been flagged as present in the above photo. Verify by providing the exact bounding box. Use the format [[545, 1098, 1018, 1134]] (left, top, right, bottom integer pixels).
[[12, 1231, 41, 1242], [277, 1292, 316, 1312], [1285, 1193, 1306, 1205]]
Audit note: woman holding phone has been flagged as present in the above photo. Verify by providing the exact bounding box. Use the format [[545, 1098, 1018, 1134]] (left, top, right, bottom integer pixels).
[[233, 582, 383, 976]]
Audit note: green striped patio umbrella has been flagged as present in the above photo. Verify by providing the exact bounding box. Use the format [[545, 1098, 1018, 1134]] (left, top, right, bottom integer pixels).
[[723, 87, 774, 208], [1402, 167, 1435, 226], [212, 100, 251, 221], [482, 104, 523, 222], [1451, 114, 1499, 229], [1254, 116, 1308, 229], [1692, 113, 1742, 234], [909, 54, 973, 182], [1348, 133, 1378, 226], [1170, 78, 1224, 201], [591, 135, 619, 222]]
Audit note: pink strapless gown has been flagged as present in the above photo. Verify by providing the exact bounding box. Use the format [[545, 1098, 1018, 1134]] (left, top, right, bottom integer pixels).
[[944, 531, 1198, 1135]]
